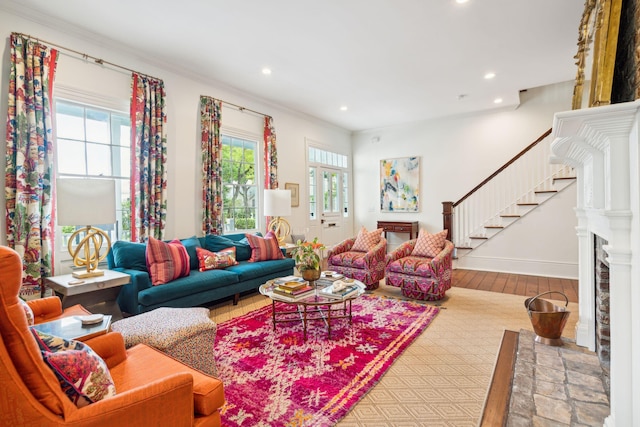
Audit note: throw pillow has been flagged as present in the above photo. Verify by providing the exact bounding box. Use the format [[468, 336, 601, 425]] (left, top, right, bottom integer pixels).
[[180, 236, 202, 271], [19, 299, 34, 326], [146, 236, 191, 285], [196, 246, 239, 271], [245, 231, 284, 262], [411, 229, 448, 258], [351, 226, 383, 252], [111, 240, 148, 271], [31, 329, 116, 407], [204, 234, 253, 261]]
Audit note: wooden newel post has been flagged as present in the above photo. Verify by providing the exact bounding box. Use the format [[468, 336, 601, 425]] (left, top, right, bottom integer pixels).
[[442, 201, 453, 242]]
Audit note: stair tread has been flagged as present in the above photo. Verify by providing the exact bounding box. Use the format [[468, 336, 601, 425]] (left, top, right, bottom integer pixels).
[[517, 202, 538, 206], [500, 214, 521, 217], [469, 236, 488, 239], [485, 225, 504, 229], [553, 176, 576, 180], [456, 246, 473, 250], [535, 190, 558, 193]]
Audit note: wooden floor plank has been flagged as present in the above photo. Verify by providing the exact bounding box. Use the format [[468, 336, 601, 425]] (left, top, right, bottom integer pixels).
[[489, 273, 509, 293], [502, 274, 519, 294], [452, 269, 579, 304], [538, 276, 551, 294]]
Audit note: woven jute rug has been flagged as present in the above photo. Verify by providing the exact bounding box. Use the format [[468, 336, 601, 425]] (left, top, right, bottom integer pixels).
[[215, 294, 439, 426]]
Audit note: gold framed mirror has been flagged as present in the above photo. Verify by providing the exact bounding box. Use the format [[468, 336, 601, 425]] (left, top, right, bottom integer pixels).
[[572, 0, 623, 110]]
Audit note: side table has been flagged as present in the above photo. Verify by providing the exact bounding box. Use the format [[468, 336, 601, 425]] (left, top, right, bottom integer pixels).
[[45, 270, 130, 320], [31, 315, 112, 342]]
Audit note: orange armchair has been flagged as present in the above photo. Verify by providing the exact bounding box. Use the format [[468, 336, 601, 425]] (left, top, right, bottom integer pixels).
[[0, 246, 225, 427]]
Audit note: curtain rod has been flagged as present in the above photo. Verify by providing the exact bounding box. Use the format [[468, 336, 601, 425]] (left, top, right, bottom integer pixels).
[[206, 96, 271, 119], [13, 32, 162, 82]]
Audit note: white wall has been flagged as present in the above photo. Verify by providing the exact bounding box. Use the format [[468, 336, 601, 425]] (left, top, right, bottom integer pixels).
[[0, 11, 351, 265], [352, 81, 578, 278]]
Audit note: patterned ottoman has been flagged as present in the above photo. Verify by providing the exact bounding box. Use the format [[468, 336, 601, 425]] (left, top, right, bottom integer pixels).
[[111, 307, 217, 375]]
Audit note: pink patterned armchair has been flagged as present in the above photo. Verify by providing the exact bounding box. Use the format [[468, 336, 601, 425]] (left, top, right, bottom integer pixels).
[[327, 237, 387, 290], [385, 239, 454, 301]]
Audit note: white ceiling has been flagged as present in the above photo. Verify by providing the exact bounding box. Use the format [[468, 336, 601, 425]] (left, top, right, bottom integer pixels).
[[3, 0, 585, 131]]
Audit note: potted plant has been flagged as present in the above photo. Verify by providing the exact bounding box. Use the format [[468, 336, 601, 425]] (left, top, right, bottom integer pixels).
[[291, 237, 325, 282]]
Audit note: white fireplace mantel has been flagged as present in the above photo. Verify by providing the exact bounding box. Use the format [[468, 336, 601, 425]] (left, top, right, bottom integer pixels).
[[551, 101, 640, 427]]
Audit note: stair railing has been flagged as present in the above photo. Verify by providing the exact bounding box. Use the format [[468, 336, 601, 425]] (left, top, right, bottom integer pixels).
[[442, 128, 572, 249]]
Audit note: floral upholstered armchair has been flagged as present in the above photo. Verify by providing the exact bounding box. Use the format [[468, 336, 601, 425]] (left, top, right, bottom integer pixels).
[[385, 229, 454, 301], [327, 227, 387, 290]]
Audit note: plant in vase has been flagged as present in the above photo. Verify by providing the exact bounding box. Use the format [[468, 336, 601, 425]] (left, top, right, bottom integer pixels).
[[292, 237, 325, 281]]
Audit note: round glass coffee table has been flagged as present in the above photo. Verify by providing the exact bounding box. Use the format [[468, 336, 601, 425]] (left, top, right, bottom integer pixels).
[[259, 276, 366, 341]]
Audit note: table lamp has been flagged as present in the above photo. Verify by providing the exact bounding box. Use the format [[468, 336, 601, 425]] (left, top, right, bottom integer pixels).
[[264, 188, 291, 245], [56, 178, 116, 278]]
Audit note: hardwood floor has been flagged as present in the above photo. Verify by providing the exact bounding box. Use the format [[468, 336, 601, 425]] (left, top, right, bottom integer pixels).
[[452, 269, 579, 303]]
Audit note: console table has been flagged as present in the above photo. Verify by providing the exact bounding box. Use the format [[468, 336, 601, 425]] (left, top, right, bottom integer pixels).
[[377, 221, 419, 240]]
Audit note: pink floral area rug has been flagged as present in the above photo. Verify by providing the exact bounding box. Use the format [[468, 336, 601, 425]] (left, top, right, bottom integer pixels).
[[215, 294, 439, 427]]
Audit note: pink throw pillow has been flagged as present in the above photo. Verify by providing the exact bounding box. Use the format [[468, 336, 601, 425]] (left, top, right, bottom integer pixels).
[[351, 227, 383, 252], [245, 231, 284, 262], [411, 229, 448, 258], [196, 246, 238, 271], [146, 236, 191, 285], [31, 329, 116, 407]]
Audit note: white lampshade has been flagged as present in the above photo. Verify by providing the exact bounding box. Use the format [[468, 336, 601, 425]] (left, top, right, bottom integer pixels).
[[263, 189, 291, 217], [57, 178, 116, 226]]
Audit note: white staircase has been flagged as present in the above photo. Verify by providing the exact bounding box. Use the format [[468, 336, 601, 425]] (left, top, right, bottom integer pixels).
[[447, 129, 575, 257]]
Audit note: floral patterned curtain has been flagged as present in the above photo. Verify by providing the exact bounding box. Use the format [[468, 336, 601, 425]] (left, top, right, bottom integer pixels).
[[130, 73, 167, 242], [5, 33, 58, 299], [200, 96, 223, 235], [264, 116, 278, 190]]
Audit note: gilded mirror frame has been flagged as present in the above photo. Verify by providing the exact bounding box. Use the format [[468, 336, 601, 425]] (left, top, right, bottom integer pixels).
[[572, 0, 623, 109]]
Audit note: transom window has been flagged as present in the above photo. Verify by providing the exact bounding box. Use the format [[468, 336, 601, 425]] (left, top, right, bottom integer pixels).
[[221, 135, 258, 232]]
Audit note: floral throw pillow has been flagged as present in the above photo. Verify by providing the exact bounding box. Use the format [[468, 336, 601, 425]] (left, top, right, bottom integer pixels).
[[30, 329, 116, 407], [245, 231, 284, 262], [19, 299, 34, 326], [146, 236, 191, 285], [196, 246, 239, 271], [411, 229, 448, 258], [351, 227, 383, 252]]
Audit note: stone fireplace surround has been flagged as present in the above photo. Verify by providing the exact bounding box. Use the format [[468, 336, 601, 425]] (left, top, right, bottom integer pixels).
[[551, 101, 640, 426]]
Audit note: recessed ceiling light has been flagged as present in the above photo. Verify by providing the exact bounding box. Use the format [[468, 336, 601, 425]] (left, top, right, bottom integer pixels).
[[261, 67, 272, 75], [455, 0, 469, 4], [484, 72, 496, 79], [340, 106, 348, 111], [494, 98, 503, 104]]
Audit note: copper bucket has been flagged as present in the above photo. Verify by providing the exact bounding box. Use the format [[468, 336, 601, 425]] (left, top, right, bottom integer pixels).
[[524, 291, 570, 346]]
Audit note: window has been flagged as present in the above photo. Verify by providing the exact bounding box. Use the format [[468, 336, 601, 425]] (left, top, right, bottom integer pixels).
[[55, 99, 131, 242], [307, 146, 349, 221], [221, 135, 258, 232]]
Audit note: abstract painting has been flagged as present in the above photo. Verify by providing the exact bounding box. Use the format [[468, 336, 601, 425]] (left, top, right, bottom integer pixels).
[[380, 156, 420, 212]]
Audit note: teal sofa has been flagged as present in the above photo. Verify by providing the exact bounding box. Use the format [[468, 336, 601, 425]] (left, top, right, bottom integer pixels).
[[107, 233, 295, 315]]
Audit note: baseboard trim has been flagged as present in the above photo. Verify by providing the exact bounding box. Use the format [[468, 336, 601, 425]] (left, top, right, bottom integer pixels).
[[453, 256, 578, 279]]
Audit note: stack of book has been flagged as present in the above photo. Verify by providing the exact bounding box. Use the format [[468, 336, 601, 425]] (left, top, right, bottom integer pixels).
[[272, 278, 314, 300], [319, 281, 361, 300]]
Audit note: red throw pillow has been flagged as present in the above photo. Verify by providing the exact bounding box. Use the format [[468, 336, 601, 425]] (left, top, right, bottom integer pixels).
[[196, 246, 238, 271], [146, 236, 191, 285], [245, 231, 284, 262], [411, 229, 448, 258], [351, 226, 383, 252]]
